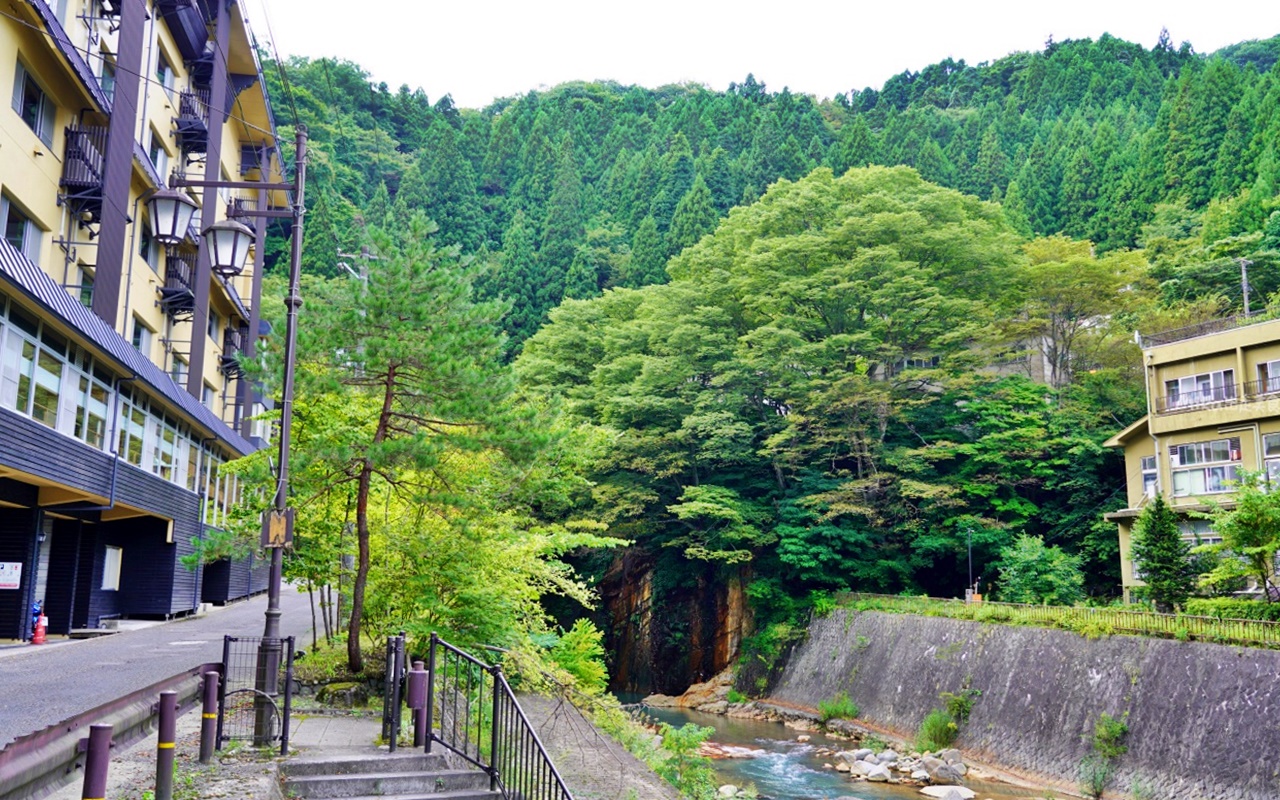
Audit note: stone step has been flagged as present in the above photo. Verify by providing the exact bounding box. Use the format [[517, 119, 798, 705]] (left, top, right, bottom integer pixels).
[[281, 751, 450, 777], [285, 768, 492, 799]]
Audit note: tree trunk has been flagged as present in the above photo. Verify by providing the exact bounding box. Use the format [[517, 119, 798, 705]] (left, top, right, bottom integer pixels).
[[307, 578, 318, 651], [346, 369, 397, 673]]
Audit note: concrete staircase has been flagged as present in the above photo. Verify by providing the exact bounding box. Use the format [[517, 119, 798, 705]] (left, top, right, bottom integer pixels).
[[281, 750, 501, 800]]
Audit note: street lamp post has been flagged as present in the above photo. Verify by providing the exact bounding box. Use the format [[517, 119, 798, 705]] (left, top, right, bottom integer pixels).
[[160, 124, 308, 745]]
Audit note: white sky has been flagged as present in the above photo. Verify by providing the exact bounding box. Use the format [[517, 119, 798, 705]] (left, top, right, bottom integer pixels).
[[246, 1, 1280, 110]]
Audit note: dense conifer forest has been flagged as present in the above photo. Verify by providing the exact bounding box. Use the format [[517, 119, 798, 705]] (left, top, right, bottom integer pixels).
[[257, 32, 1280, 685]]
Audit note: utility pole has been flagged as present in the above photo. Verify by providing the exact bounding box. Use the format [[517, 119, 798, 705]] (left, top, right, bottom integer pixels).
[[1241, 257, 1253, 317]]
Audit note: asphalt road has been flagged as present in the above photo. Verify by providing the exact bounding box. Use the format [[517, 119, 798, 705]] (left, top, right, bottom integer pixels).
[[0, 587, 314, 749]]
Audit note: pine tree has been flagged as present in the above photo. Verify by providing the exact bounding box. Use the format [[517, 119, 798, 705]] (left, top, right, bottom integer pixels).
[[628, 215, 667, 287], [1130, 494, 1195, 612], [563, 245, 599, 300], [538, 136, 585, 314], [494, 210, 541, 345], [650, 133, 695, 233], [667, 175, 718, 256]]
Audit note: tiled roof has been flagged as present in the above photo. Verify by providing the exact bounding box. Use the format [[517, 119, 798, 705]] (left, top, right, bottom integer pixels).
[[0, 238, 255, 456]]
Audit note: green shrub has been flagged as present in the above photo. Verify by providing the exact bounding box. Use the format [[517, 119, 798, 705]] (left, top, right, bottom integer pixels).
[[817, 691, 859, 722], [1078, 754, 1112, 800], [861, 734, 887, 752], [549, 619, 608, 694], [1184, 597, 1280, 621], [940, 689, 979, 724], [655, 723, 717, 800], [726, 689, 748, 704], [1092, 712, 1128, 759], [915, 708, 957, 752]]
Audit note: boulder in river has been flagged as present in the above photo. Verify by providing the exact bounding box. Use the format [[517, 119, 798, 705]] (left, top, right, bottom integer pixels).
[[919, 787, 976, 799], [866, 764, 892, 781], [717, 785, 737, 797]]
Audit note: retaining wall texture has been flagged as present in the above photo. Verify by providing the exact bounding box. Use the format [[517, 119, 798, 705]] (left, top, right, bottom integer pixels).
[[769, 609, 1280, 800]]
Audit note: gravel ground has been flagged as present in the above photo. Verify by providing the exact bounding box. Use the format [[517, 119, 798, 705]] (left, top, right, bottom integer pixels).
[[519, 694, 680, 800], [46, 705, 281, 800]]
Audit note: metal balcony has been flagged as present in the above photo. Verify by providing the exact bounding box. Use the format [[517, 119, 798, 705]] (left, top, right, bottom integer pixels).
[[160, 249, 196, 320], [174, 88, 211, 153], [60, 125, 108, 223], [220, 325, 248, 377]]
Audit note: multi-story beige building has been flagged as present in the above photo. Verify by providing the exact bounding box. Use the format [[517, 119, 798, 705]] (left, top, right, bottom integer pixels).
[[0, 0, 283, 639], [1105, 313, 1280, 602]]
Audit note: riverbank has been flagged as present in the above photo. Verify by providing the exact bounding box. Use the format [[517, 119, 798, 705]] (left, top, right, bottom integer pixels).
[[752, 608, 1280, 800]]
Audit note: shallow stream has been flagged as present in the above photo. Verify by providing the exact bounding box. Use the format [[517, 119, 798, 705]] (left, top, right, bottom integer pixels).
[[642, 706, 1049, 800]]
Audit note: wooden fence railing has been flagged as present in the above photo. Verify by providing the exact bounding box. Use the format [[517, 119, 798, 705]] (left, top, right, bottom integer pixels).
[[840, 592, 1280, 649]]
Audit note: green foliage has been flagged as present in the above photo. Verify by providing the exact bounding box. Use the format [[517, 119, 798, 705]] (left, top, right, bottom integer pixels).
[[1184, 597, 1280, 621], [1130, 494, 1197, 612], [654, 723, 718, 800], [549, 619, 608, 695], [817, 691, 859, 723], [995, 535, 1085, 605], [915, 708, 958, 752], [726, 689, 748, 704], [1198, 470, 1280, 598], [1078, 754, 1113, 800], [1092, 712, 1129, 759], [941, 689, 980, 725]]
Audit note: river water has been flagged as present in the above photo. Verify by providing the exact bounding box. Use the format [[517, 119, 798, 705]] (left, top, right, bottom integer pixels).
[[642, 706, 1048, 800]]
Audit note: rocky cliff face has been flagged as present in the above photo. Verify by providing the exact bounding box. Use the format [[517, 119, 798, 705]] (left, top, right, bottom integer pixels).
[[769, 609, 1280, 800], [601, 553, 750, 695]]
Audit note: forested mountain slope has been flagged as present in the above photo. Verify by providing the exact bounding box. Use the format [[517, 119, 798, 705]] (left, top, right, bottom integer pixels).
[[260, 31, 1280, 691]]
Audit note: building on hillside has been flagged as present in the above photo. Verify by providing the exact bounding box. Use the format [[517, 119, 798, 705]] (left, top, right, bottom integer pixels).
[[0, 0, 284, 639], [1104, 313, 1280, 602]]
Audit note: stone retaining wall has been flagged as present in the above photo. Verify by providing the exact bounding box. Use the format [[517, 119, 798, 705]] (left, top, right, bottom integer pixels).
[[767, 609, 1280, 800]]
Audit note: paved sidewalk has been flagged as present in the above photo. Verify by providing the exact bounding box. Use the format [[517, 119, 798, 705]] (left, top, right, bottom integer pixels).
[[0, 586, 314, 749], [289, 715, 382, 750]]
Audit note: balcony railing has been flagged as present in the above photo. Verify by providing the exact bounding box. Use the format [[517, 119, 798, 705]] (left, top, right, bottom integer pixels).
[[1155, 384, 1237, 414], [174, 88, 211, 152], [160, 250, 197, 319], [1140, 310, 1275, 348], [61, 126, 108, 222], [220, 326, 247, 376]]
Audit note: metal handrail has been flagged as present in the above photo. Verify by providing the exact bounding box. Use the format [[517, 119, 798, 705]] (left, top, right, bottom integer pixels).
[[425, 633, 573, 800], [1140, 310, 1273, 348]]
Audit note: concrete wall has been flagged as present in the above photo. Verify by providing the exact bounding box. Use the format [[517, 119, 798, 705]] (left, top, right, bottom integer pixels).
[[768, 609, 1280, 800]]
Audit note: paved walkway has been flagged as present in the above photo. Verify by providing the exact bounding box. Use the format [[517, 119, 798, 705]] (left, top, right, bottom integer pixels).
[[0, 586, 315, 748]]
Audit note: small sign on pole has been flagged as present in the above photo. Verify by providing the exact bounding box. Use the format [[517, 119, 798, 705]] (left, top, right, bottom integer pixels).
[[261, 508, 294, 549], [0, 562, 21, 590]]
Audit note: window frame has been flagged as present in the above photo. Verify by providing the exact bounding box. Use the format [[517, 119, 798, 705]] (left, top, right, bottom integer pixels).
[[11, 59, 57, 147]]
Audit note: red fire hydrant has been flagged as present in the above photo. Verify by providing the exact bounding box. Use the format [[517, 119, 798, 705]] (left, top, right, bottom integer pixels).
[[32, 613, 47, 645]]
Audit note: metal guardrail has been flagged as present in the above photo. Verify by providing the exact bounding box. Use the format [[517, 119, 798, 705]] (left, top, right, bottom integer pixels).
[[0, 662, 218, 800], [841, 592, 1280, 648], [1140, 310, 1274, 348], [217, 635, 294, 755], [426, 633, 573, 800]]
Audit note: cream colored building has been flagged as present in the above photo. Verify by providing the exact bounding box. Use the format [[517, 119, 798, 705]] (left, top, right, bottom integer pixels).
[[1105, 314, 1280, 602], [0, 0, 284, 638]]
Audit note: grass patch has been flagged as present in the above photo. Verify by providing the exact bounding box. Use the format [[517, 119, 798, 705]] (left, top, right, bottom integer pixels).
[[915, 708, 957, 752], [726, 689, 748, 704], [817, 691, 859, 723]]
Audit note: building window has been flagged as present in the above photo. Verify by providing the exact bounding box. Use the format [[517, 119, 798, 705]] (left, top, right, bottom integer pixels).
[[1262, 433, 1280, 483], [131, 316, 153, 356], [1171, 437, 1242, 496], [1164, 369, 1235, 409], [73, 372, 109, 449], [99, 55, 116, 103], [2, 194, 42, 265], [117, 388, 146, 465], [1141, 455, 1158, 498], [101, 545, 122, 591], [147, 128, 169, 179], [10, 60, 57, 147], [202, 381, 215, 409], [1258, 360, 1280, 395], [155, 50, 174, 94], [138, 218, 160, 272], [207, 311, 220, 343], [171, 356, 188, 385]]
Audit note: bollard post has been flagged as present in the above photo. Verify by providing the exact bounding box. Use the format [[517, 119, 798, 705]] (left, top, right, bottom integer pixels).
[[80, 723, 112, 800], [406, 660, 427, 748], [199, 671, 219, 763], [156, 691, 177, 800]]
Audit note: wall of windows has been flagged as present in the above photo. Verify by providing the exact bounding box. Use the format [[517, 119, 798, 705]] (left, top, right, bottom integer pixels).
[[0, 292, 241, 518], [1164, 369, 1235, 409], [1170, 436, 1242, 496]]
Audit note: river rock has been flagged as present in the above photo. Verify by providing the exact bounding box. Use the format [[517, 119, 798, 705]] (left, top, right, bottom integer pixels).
[[700, 701, 729, 714], [850, 761, 873, 777], [911, 769, 931, 781], [878, 749, 901, 763], [797, 734, 811, 742], [852, 748, 874, 760], [835, 762, 850, 772], [928, 764, 964, 785], [919, 787, 976, 799], [643, 693, 679, 707], [718, 785, 737, 797], [866, 765, 892, 782], [937, 748, 964, 765]]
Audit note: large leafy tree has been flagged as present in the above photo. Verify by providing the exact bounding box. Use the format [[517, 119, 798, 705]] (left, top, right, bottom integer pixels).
[[1201, 471, 1280, 600]]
